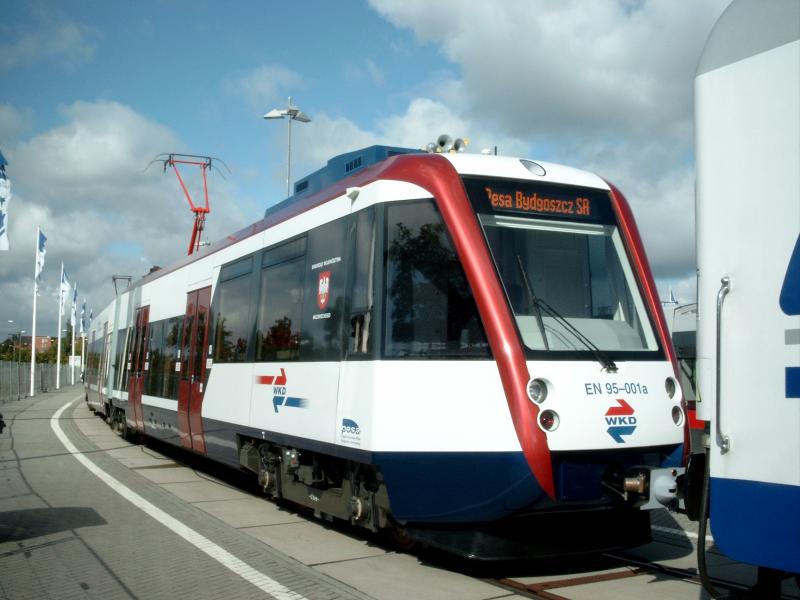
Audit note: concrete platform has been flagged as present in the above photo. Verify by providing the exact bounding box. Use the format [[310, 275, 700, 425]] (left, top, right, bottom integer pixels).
[[4, 387, 798, 600]]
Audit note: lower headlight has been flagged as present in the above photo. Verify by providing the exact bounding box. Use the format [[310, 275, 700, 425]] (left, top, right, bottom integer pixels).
[[539, 409, 559, 431]]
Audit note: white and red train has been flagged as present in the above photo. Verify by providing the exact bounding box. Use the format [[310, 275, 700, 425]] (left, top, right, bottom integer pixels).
[[85, 143, 687, 558]]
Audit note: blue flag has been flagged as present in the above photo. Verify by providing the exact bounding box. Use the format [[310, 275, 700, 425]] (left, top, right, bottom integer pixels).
[[60, 268, 71, 316], [0, 153, 9, 252], [35, 229, 46, 282]]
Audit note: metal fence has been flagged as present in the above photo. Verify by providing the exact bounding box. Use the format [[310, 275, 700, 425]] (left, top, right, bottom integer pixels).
[[0, 361, 77, 403]]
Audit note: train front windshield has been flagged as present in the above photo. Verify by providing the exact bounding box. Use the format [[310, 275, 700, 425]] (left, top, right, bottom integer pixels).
[[464, 177, 659, 356]]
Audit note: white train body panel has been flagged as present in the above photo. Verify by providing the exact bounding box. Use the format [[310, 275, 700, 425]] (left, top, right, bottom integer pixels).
[[337, 361, 517, 452], [530, 360, 682, 451], [695, 0, 799, 573]]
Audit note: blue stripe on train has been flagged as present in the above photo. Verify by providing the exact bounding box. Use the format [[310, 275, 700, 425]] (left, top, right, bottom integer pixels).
[[787, 367, 800, 398], [373, 451, 544, 522], [711, 477, 800, 574]]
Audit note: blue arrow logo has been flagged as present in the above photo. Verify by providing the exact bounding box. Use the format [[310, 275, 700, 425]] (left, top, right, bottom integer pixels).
[[273, 395, 308, 413], [607, 425, 636, 443]]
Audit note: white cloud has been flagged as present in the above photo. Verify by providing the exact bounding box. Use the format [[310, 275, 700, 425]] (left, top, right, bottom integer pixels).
[[291, 95, 530, 172], [0, 104, 34, 142], [370, 0, 728, 143], [223, 65, 306, 111], [1, 101, 251, 338], [0, 13, 99, 72]]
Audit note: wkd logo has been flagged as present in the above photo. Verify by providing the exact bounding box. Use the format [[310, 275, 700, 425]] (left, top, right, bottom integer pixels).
[[255, 368, 308, 413], [605, 399, 637, 443]]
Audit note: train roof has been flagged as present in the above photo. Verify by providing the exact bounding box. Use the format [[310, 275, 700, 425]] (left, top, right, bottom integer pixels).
[[265, 145, 422, 218], [697, 0, 800, 76], [265, 144, 610, 218], [443, 153, 609, 190]]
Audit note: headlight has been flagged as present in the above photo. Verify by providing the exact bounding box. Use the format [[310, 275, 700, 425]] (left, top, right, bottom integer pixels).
[[527, 378, 548, 404], [672, 405, 684, 426]]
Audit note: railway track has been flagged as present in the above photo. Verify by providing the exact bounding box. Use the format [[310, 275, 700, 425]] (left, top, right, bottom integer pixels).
[[491, 549, 800, 600]]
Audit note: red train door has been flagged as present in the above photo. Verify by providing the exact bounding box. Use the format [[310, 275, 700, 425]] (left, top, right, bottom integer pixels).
[[127, 306, 149, 433], [177, 287, 210, 453]]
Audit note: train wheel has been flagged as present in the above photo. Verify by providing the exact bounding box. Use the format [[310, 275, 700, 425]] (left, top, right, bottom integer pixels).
[[111, 409, 130, 440]]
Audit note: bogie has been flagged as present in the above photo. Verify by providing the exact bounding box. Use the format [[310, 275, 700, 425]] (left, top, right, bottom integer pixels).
[[238, 437, 390, 532]]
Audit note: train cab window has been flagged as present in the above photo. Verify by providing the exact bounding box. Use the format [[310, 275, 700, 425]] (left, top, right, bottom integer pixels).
[[480, 214, 658, 353], [255, 238, 306, 362], [213, 256, 254, 362], [383, 200, 490, 359]]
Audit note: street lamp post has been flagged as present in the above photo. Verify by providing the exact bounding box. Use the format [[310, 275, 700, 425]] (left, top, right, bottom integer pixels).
[[15, 329, 24, 400], [264, 97, 311, 198]]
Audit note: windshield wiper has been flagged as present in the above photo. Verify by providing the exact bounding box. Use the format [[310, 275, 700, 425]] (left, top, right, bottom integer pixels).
[[516, 255, 549, 351], [515, 255, 618, 373]]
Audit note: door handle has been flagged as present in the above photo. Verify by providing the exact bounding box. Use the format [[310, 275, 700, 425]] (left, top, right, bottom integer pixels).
[[715, 276, 731, 454]]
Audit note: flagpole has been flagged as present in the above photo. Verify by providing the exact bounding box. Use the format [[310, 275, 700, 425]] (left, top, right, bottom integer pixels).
[[30, 226, 39, 397], [71, 316, 76, 385], [56, 263, 64, 389]]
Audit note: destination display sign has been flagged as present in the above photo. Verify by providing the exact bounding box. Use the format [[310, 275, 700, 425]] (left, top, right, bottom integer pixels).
[[462, 177, 614, 224]]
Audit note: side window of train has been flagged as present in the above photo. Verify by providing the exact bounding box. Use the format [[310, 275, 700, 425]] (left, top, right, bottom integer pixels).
[[145, 320, 164, 396], [255, 237, 306, 362], [213, 256, 254, 363], [163, 316, 181, 399], [383, 199, 490, 359], [302, 217, 348, 361], [347, 207, 376, 358]]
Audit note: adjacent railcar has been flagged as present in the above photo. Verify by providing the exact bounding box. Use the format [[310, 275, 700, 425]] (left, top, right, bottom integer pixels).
[[85, 144, 687, 558], [690, 0, 800, 580]]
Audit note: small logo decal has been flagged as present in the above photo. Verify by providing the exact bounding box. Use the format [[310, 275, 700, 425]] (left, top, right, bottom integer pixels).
[[605, 398, 637, 443], [341, 418, 361, 446], [317, 270, 331, 310]]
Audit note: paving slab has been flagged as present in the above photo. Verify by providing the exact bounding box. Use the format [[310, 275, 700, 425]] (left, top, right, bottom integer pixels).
[[106, 445, 173, 468], [133, 465, 205, 484], [159, 479, 252, 503], [245, 520, 387, 565], [314, 552, 522, 600], [89, 436, 130, 451], [195, 496, 305, 528]]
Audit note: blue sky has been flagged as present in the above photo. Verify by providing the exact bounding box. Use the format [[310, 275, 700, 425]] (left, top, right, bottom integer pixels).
[[1, 0, 730, 338]]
